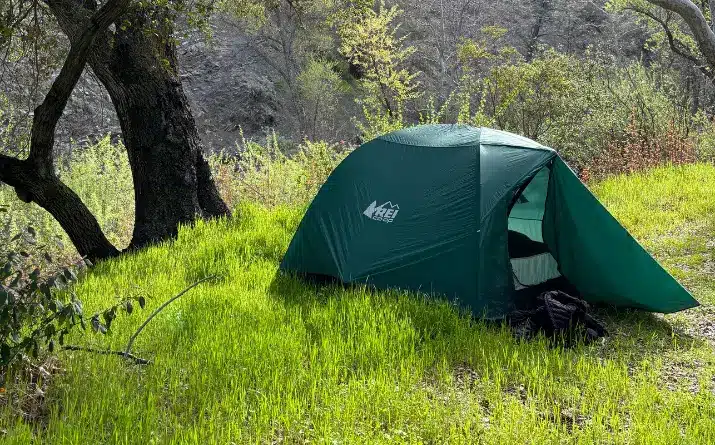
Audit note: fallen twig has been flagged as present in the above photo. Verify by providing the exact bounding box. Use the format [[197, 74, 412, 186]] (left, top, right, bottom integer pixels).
[[124, 276, 217, 359], [62, 345, 150, 365], [59, 276, 217, 366]]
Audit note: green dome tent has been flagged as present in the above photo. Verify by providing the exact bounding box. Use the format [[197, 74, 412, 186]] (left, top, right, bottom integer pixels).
[[280, 124, 699, 318]]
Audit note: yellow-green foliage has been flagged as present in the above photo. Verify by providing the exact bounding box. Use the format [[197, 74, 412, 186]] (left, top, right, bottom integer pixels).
[[3, 165, 715, 442], [296, 58, 351, 140], [333, 0, 420, 141], [0, 136, 134, 261], [426, 50, 695, 169], [211, 131, 350, 210]]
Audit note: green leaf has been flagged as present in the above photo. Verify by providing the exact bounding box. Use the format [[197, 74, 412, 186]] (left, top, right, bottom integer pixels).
[[1, 343, 10, 364], [55, 275, 67, 288], [125, 301, 133, 315], [9, 272, 22, 289], [44, 324, 55, 339], [48, 339, 55, 353], [90, 315, 100, 333], [138, 296, 146, 309], [71, 299, 83, 316], [0, 262, 12, 278], [103, 309, 115, 331], [27, 226, 37, 238], [41, 284, 53, 300]]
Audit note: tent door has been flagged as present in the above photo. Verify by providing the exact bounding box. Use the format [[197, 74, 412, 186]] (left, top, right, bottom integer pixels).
[[507, 166, 561, 291]]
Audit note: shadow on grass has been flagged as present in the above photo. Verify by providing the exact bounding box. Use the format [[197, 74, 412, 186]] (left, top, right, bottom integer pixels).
[[591, 305, 703, 363], [267, 271, 702, 366]]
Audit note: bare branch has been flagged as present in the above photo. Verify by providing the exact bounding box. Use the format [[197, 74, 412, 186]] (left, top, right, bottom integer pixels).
[[124, 276, 217, 359], [626, 4, 714, 79], [62, 345, 151, 365]]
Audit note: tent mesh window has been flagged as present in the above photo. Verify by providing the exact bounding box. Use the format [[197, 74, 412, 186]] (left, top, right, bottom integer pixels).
[[507, 166, 561, 290]]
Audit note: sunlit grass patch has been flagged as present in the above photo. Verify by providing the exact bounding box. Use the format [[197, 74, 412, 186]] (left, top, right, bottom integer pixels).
[[2, 166, 715, 443]]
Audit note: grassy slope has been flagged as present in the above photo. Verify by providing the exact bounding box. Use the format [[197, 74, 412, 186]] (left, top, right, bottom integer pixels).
[[4, 164, 715, 444]]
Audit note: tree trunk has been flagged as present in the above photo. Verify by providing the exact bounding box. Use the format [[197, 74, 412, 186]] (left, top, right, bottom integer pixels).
[[0, 0, 129, 262], [526, 0, 550, 62], [48, 0, 231, 250]]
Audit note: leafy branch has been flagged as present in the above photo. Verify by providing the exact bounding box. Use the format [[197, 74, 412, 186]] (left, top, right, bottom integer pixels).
[[0, 226, 144, 376]]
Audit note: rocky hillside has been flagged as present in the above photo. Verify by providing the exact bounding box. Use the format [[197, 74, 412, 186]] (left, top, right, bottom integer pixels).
[[0, 1, 684, 154]]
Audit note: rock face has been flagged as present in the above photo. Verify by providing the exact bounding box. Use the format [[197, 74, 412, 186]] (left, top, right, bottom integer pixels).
[[2, 19, 279, 155], [178, 23, 279, 152]]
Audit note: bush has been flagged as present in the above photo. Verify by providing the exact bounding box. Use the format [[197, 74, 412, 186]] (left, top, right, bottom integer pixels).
[[426, 50, 699, 175], [580, 113, 697, 180], [0, 227, 143, 380], [210, 131, 351, 209], [0, 135, 133, 263]]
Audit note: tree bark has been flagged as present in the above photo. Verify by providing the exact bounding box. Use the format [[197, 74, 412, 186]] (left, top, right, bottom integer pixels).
[[526, 0, 550, 62], [48, 0, 230, 250]]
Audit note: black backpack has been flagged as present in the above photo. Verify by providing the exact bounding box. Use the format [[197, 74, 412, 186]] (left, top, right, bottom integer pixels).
[[508, 290, 608, 345]]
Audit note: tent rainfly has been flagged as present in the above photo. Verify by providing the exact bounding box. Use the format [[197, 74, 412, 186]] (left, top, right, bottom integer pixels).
[[280, 125, 699, 318]]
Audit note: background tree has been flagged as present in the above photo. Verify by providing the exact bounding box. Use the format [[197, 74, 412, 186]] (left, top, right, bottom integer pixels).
[[332, 0, 420, 139], [0, 0, 231, 261], [608, 0, 715, 82]]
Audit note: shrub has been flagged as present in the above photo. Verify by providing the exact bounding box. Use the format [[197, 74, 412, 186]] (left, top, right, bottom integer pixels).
[[581, 113, 697, 180], [209, 131, 351, 209], [0, 227, 143, 381], [0, 135, 133, 262], [332, 0, 420, 141], [434, 50, 698, 174]]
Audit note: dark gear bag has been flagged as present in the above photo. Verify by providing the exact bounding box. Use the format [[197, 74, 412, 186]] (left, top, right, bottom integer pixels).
[[508, 290, 608, 345]]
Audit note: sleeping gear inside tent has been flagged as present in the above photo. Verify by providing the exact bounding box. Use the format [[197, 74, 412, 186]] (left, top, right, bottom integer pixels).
[[279, 124, 699, 318]]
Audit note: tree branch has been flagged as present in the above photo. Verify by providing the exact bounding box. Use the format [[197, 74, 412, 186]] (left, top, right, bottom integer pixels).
[[646, 0, 715, 72], [124, 276, 217, 358], [27, 0, 131, 174], [0, 154, 33, 201], [0, 0, 130, 261], [627, 5, 714, 79], [62, 345, 151, 365]]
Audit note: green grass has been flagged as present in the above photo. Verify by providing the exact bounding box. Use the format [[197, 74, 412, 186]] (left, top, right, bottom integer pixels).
[[3, 163, 715, 443]]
